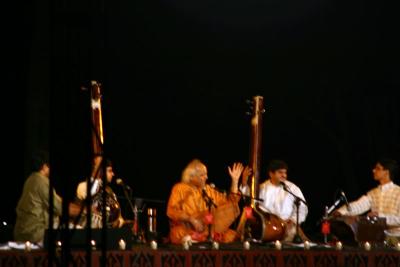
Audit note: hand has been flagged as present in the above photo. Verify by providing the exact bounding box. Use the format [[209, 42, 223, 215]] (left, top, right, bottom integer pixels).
[[241, 165, 252, 185], [190, 217, 205, 232], [228, 162, 244, 183], [285, 219, 295, 226], [331, 210, 342, 217], [367, 211, 379, 218]]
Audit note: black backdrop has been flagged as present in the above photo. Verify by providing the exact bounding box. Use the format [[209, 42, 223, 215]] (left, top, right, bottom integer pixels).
[[3, 0, 400, 239]]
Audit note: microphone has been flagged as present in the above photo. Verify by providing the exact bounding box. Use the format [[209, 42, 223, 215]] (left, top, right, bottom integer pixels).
[[116, 178, 132, 191], [201, 187, 217, 208], [340, 191, 351, 211], [280, 181, 288, 190], [326, 198, 342, 215], [209, 183, 226, 194]]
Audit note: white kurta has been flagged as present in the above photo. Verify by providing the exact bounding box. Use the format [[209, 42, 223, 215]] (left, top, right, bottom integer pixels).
[[240, 179, 308, 224]]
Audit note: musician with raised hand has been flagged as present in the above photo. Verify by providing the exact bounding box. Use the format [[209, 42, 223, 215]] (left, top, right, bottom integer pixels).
[[166, 159, 244, 244], [239, 159, 308, 242]]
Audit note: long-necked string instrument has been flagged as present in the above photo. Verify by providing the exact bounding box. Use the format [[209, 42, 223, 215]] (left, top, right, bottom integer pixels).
[[237, 96, 286, 242], [89, 80, 106, 231], [69, 81, 104, 230], [90, 80, 104, 157], [89, 80, 109, 267], [83, 82, 123, 234], [249, 96, 263, 209]]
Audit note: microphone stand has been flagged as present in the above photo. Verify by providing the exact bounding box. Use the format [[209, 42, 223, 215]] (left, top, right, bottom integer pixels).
[[120, 185, 144, 243], [240, 193, 264, 205], [316, 193, 347, 226], [212, 185, 264, 203], [281, 184, 308, 244], [202, 189, 217, 243], [119, 184, 135, 222]]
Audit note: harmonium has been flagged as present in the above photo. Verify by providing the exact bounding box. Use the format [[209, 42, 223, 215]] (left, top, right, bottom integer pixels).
[[329, 215, 387, 246]]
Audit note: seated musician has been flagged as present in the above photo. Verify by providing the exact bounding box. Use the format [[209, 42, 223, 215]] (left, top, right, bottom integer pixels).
[[75, 155, 125, 228], [333, 158, 400, 230], [239, 159, 308, 242], [14, 150, 81, 244], [166, 159, 244, 244]]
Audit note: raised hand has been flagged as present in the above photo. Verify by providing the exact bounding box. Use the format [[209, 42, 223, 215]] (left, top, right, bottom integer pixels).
[[228, 162, 244, 184], [241, 165, 252, 186]]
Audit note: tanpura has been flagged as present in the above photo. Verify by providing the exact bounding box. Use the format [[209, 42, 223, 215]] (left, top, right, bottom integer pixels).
[[75, 81, 122, 229], [237, 96, 286, 242]]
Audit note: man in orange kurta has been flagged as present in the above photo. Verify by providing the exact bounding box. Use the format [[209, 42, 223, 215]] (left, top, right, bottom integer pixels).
[[167, 159, 243, 244]]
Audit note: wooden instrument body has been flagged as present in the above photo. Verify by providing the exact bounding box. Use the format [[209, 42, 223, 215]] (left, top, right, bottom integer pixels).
[[212, 200, 240, 233], [245, 205, 286, 242]]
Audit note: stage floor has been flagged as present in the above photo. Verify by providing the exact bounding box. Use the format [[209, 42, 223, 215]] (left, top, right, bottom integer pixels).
[[1, 242, 400, 267]]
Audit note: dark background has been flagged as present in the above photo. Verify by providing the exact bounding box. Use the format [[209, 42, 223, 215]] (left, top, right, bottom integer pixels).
[[3, 0, 399, 240]]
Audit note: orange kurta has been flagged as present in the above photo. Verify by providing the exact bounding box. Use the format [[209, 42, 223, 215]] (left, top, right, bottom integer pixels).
[[167, 182, 240, 244]]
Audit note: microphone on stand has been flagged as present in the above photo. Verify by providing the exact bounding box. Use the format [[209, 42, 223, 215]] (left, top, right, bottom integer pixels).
[[319, 190, 350, 223], [280, 181, 288, 190], [326, 198, 342, 215], [201, 185, 217, 243], [340, 191, 351, 212], [116, 178, 132, 191], [201, 186, 217, 208]]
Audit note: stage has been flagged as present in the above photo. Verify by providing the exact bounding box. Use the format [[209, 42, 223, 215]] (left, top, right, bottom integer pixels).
[[1, 243, 400, 267]]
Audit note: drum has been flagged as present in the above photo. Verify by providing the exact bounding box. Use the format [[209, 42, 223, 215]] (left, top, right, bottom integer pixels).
[[329, 216, 358, 246], [243, 206, 285, 242]]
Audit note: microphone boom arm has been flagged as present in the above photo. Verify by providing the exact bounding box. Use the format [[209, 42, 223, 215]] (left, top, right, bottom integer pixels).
[[281, 183, 308, 206]]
